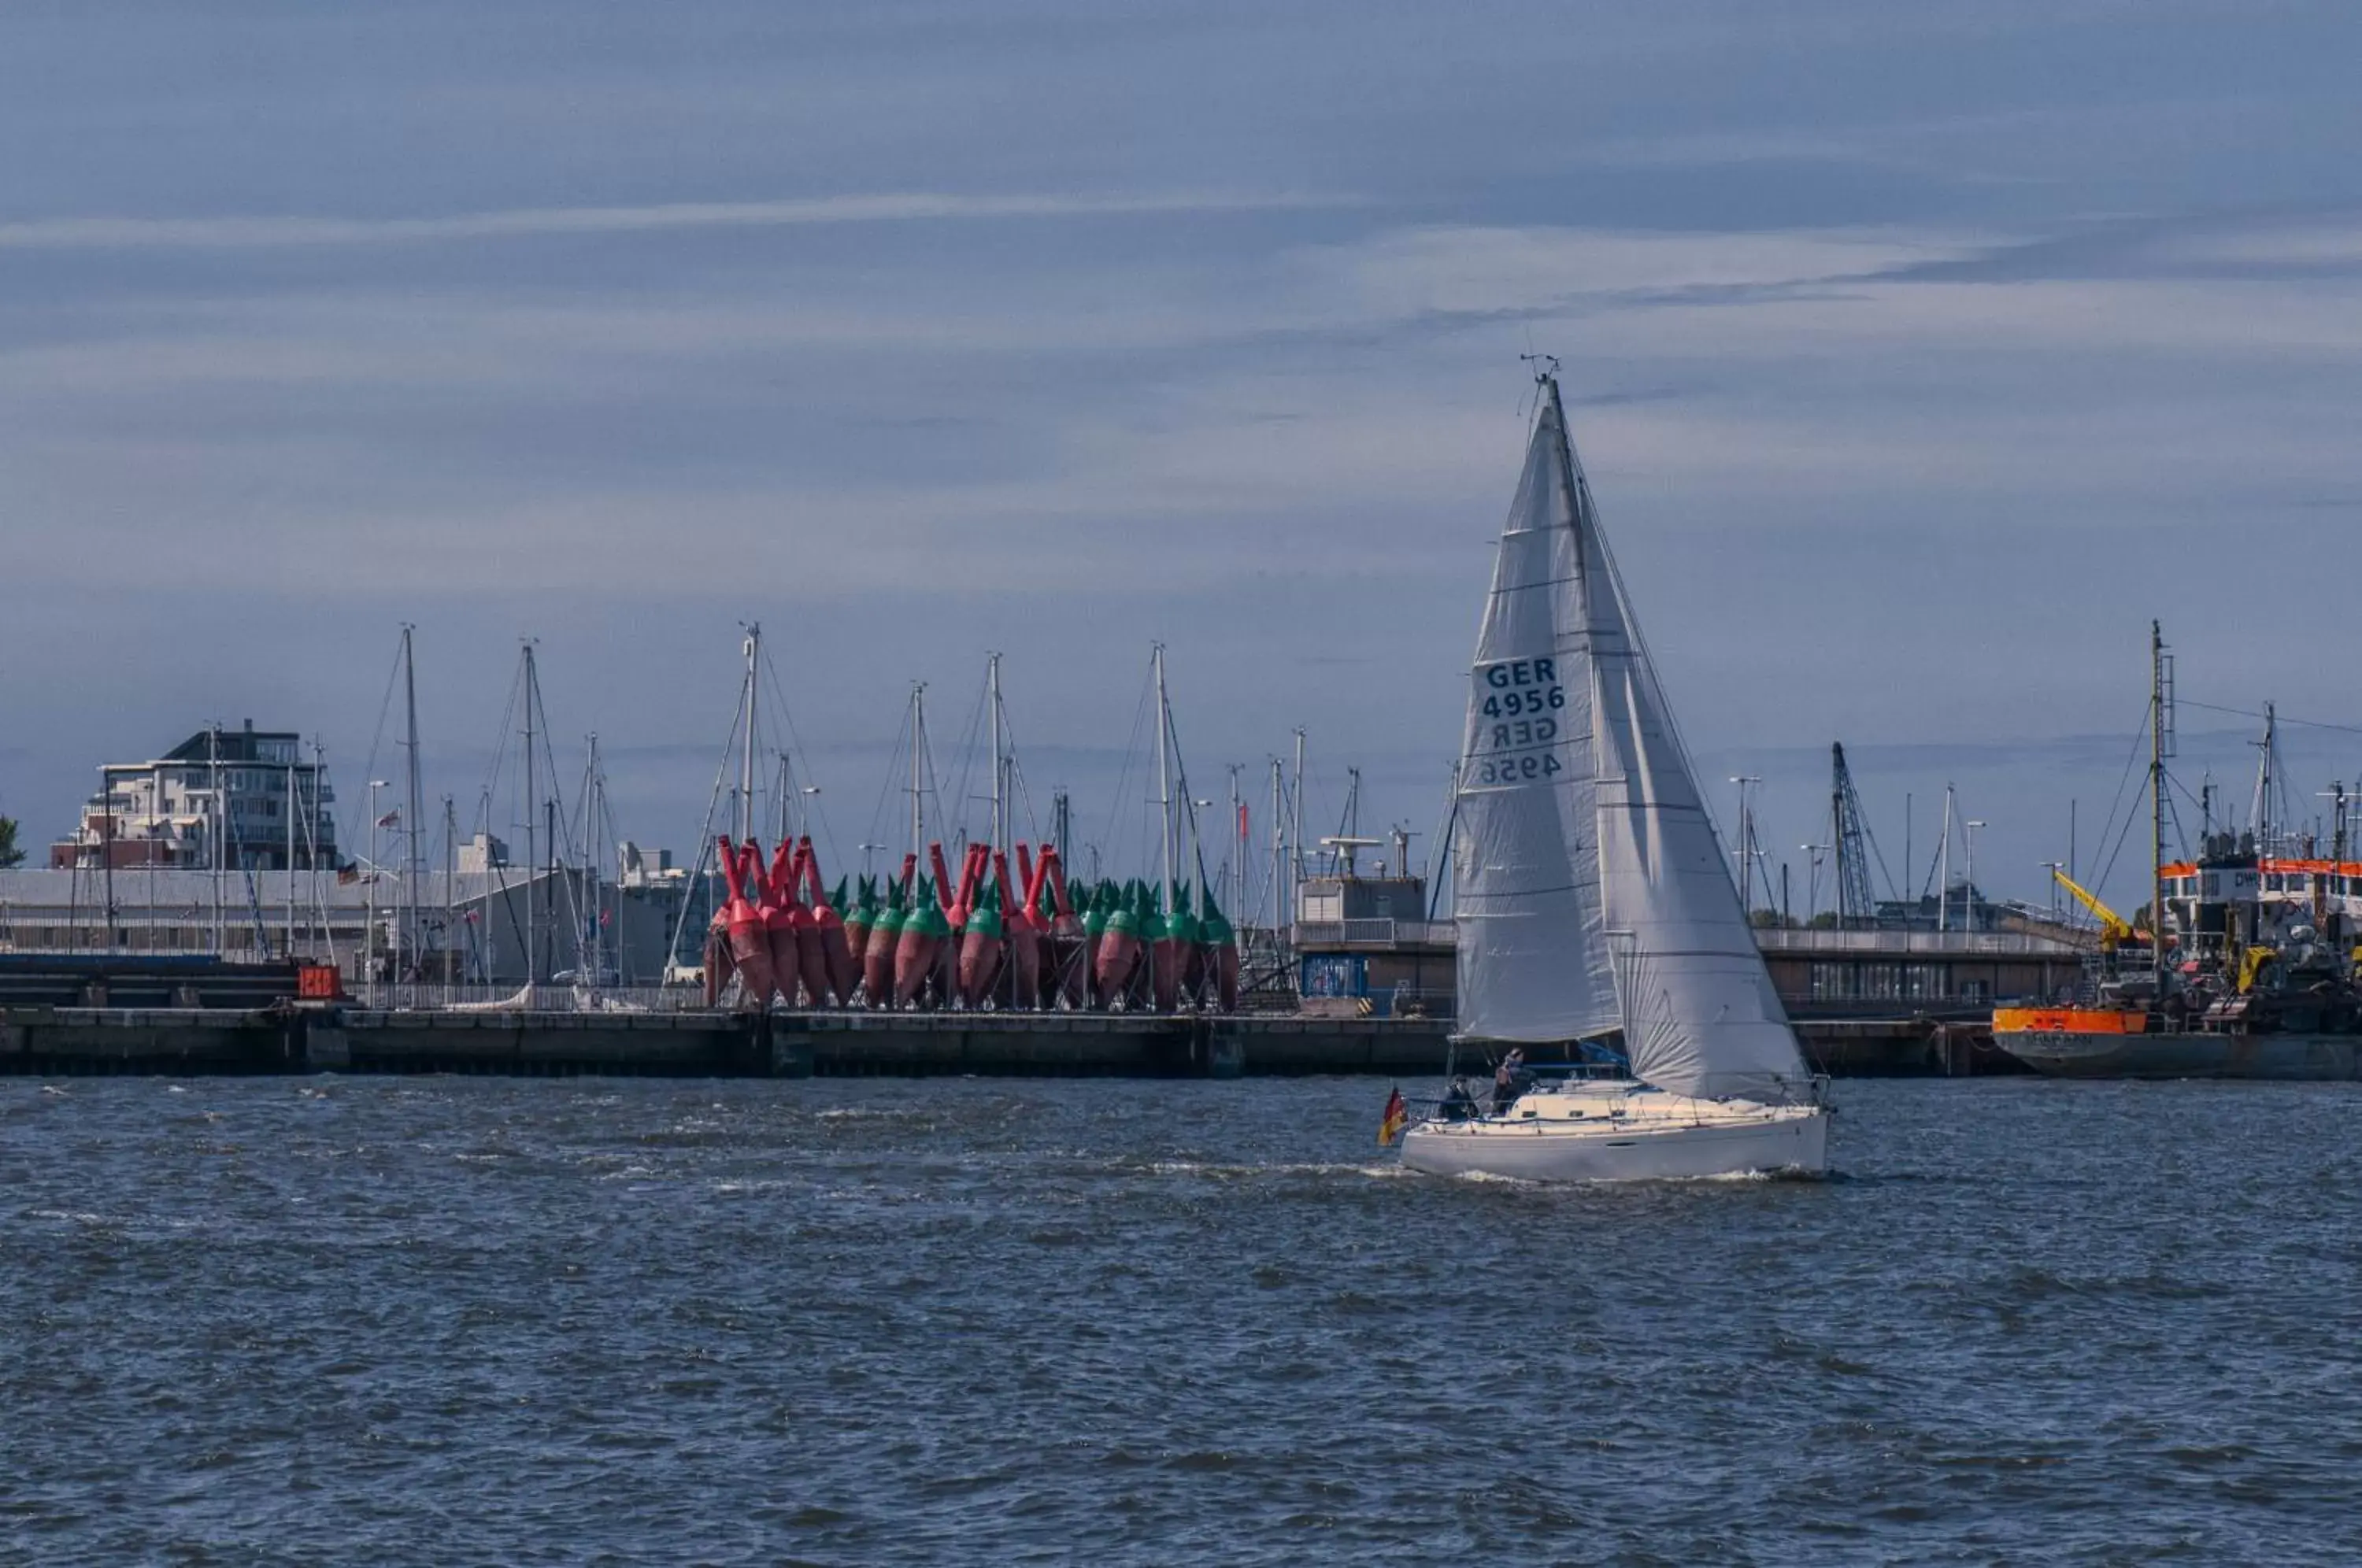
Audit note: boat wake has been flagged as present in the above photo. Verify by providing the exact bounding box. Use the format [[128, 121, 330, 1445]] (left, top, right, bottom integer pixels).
[[1137, 1159, 1417, 1182], [1423, 1163, 1831, 1188]]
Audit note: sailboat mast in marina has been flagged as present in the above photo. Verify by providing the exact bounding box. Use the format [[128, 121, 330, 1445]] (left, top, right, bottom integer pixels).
[[1398, 361, 1830, 1181]]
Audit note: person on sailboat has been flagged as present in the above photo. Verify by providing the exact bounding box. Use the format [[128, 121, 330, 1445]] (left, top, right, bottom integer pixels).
[[1492, 1048, 1527, 1112], [1439, 1075, 1479, 1121]]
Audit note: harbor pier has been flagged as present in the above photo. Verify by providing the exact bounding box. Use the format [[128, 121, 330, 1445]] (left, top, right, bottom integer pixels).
[[0, 1004, 1458, 1079], [0, 1002, 2005, 1078]]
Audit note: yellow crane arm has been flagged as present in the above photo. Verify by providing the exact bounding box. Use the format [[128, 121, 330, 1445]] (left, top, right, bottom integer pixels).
[[2051, 867, 2133, 947]]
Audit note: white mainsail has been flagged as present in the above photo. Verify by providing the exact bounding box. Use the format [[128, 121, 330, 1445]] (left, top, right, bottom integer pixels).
[[1451, 392, 1620, 1042], [1454, 375, 1812, 1103]]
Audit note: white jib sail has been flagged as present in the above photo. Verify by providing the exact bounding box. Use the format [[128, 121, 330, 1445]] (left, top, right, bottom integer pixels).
[[1451, 393, 1620, 1043], [1570, 409, 1812, 1103]]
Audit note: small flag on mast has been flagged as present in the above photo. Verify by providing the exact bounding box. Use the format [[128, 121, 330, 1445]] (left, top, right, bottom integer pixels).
[[1378, 1085, 1408, 1146]]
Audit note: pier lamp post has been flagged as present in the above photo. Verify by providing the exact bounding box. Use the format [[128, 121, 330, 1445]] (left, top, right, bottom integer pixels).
[[858, 841, 884, 878], [1964, 820, 1987, 932], [1800, 843, 1827, 926]]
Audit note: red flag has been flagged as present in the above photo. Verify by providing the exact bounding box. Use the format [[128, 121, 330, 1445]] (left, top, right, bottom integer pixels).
[[1378, 1086, 1408, 1146]]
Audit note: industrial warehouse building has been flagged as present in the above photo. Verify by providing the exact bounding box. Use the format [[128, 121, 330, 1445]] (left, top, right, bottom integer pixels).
[[0, 860, 689, 989]]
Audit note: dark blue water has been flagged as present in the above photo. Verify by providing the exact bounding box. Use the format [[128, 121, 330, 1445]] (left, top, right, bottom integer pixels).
[[3, 1075, 2357, 1565]]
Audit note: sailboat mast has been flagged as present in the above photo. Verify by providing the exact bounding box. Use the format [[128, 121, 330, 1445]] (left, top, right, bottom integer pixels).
[[1937, 786, 1953, 933], [1228, 764, 1243, 917], [2253, 703, 2277, 857], [1183, 740, 1201, 910], [402, 624, 424, 993], [210, 723, 222, 956], [1728, 777, 1760, 912], [988, 653, 1005, 858], [2152, 619, 2168, 1004], [1289, 727, 1305, 923], [544, 797, 557, 989], [1268, 759, 1285, 932], [585, 732, 604, 989], [284, 760, 296, 958], [909, 682, 927, 862], [739, 624, 760, 845], [522, 642, 537, 988], [1153, 645, 1175, 904], [443, 795, 457, 986], [310, 738, 326, 956]]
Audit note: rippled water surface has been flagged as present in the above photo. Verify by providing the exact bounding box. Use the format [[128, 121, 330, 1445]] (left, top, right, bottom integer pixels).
[[4, 1074, 2359, 1564]]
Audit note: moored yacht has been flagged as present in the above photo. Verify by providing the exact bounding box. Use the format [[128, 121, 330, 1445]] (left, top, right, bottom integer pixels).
[[1397, 361, 1831, 1182]]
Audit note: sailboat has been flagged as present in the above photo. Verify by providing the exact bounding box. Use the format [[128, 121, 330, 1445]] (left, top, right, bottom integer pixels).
[[1399, 363, 1830, 1182]]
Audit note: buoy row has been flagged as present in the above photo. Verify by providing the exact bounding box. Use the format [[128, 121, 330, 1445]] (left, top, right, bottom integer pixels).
[[702, 834, 854, 1009], [1066, 877, 1242, 1014], [706, 835, 1241, 1012]]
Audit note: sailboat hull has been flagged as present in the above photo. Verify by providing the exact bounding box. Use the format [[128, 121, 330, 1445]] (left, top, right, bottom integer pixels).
[[1401, 1096, 1827, 1182]]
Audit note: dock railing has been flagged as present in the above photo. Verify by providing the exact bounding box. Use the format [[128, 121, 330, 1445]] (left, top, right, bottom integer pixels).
[[1752, 929, 2084, 956], [363, 983, 712, 1015], [1294, 919, 1457, 948]]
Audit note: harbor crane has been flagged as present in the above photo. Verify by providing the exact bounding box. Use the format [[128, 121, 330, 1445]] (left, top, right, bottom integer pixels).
[[1829, 742, 1890, 928], [2050, 866, 2134, 950]]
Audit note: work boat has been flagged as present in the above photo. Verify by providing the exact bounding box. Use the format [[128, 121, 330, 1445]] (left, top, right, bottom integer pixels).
[[1399, 364, 1830, 1182]]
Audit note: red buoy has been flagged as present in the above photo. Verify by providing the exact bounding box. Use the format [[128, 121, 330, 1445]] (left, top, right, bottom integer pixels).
[[894, 875, 949, 1006], [780, 838, 829, 1007], [718, 836, 776, 1010], [757, 839, 800, 1007], [1149, 886, 1186, 1013], [957, 880, 1005, 1007], [998, 850, 1039, 1010], [861, 875, 906, 1005], [1042, 852, 1086, 1008], [805, 843, 856, 1006], [842, 876, 875, 980], [1095, 882, 1143, 1003]]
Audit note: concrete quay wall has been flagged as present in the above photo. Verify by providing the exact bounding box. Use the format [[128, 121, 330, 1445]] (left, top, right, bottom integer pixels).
[[0, 1006, 1997, 1078], [0, 1007, 1457, 1079]]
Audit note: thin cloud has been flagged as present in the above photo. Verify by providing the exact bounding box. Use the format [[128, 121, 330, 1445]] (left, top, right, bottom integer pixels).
[[0, 190, 1357, 251]]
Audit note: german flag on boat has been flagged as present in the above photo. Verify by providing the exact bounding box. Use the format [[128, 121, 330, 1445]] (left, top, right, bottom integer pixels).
[[1378, 1086, 1409, 1146]]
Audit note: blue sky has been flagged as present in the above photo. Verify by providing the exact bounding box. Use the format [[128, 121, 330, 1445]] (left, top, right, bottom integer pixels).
[[4, 1, 2360, 913]]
